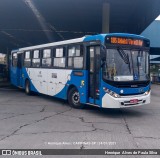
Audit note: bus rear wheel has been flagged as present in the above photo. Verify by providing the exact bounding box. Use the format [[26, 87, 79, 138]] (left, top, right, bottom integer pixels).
[[68, 87, 84, 109], [25, 80, 31, 95]]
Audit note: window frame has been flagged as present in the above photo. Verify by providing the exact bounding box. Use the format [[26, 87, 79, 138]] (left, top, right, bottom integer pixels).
[[53, 46, 66, 69], [42, 48, 52, 68], [32, 49, 41, 68], [24, 51, 31, 68], [12, 52, 18, 67], [67, 44, 84, 69], [19, 43, 85, 69]]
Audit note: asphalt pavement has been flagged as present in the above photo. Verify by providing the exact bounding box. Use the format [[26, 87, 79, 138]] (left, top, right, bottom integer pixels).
[[0, 84, 160, 158]]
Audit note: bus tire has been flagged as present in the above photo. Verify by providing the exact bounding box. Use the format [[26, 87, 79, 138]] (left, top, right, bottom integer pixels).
[[25, 80, 31, 95], [68, 87, 84, 109]]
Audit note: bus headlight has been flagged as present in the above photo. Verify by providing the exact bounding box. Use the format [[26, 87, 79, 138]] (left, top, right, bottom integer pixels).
[[103, 87, 121, 98], [113, 93, 121, 98], [144, 90, 150, 95]]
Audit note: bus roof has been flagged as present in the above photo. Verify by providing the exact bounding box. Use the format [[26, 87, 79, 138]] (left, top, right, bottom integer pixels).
[[11, 33, 149, 53], [12, 37, 85, 53], [83, 33, 149, 43]]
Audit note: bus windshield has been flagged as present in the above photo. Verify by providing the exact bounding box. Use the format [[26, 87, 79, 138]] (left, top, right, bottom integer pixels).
[[103, 48, 149, 82]]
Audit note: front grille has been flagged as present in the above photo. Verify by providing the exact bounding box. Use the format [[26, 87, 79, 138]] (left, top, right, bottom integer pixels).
[[117, 84, 147, 88], [120, 92, 144, 96], [115, 82, 149, 88]]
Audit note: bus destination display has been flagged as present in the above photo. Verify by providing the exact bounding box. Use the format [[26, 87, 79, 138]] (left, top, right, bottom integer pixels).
[[108, 37, 144, 46]]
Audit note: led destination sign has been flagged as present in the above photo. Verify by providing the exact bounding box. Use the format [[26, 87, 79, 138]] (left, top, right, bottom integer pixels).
[[105, 36, 150, 47], [110, 37, 143, 46]]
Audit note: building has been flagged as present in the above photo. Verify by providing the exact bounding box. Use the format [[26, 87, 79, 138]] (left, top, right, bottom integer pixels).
[[0, 53, 6, 65], [141, 18, 160, 82]]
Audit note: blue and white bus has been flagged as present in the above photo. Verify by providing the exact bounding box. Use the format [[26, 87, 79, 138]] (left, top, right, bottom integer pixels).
[[10, 33, 151, 109]]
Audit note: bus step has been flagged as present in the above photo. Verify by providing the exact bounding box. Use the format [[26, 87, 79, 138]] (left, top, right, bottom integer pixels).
[[86, 103, 99, 108], [18, 86, 23, 89]]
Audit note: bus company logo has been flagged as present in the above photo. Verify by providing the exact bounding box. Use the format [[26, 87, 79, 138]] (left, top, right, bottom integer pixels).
[[2, 150, 12, 155]]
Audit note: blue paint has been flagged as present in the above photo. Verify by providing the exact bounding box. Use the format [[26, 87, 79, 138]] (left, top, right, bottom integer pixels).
[[84, 34, 106, 43], [134, 74, 139, 81], [22, 68, 38, 93], [10, 66, 38, 93], [83, 33, 149, 44], [54, 70, 88, 104], [101, 80, 150, 98]]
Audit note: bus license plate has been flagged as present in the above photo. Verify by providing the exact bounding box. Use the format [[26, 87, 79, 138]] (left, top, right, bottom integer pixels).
[[130, 99, 138, 104]]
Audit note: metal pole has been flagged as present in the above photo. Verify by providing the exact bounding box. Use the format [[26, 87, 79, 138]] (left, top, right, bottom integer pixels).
[[102, 0, 110, 33], [6, 47, 10, 81]]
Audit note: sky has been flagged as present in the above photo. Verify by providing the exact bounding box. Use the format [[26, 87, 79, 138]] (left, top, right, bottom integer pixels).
[[155, 15, 160, 20]]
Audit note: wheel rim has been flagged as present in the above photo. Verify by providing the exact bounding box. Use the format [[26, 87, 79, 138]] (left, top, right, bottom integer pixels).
[[72, 91, 80, 105]]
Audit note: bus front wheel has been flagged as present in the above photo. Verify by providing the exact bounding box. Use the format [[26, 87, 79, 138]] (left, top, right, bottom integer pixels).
[[25, 80, 31, 95], [68, 87, 84, 109]]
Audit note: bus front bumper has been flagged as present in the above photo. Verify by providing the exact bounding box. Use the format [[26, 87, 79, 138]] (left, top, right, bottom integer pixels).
[[102, 92, 151, 108]]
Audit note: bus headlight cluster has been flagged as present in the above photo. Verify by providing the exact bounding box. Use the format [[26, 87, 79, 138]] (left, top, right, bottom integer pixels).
[[103, 87, 121, 98], [144, 90, 150, 95]]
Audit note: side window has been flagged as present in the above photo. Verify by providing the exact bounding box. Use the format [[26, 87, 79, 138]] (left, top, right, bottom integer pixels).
[[53, 48, 65, 68], [42, 49, 52, 67], [32, 50, 40, 67], [24, 51, 31, 67], [68, 45, 83, 69], [12, 53, 17, 67]]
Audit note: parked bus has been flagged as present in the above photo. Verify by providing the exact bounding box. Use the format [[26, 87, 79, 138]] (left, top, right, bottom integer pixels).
[[0, 64, 7, 81], [10, 33, 151, 109]]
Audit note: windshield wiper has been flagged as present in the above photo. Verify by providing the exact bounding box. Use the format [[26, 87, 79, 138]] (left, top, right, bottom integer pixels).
[[117, 47, 131, 73]]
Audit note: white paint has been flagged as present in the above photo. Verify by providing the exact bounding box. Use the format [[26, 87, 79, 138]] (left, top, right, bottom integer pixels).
[[150, 55, 160, 60], [27, 68, 72, 96], [17, 51, 23, 54], [150, 61, 160, 64], [114, 76, 133, 81], [155, 15, 160, 20], [102, 92, 150, 108], [18, 37, 85, 52]]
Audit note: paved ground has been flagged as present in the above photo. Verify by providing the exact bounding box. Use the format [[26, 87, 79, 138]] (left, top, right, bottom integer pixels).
[[0, 85, 160, 157]]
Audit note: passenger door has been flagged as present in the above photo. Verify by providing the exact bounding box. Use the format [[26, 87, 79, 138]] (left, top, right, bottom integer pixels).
[[88, 46, 101, 105], [17, 53, 23, 87]]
